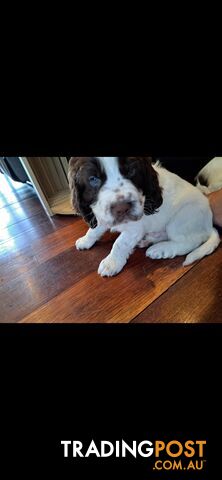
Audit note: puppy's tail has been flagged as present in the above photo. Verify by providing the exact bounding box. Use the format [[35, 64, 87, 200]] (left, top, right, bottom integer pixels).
[[183, 228, 220, 266]]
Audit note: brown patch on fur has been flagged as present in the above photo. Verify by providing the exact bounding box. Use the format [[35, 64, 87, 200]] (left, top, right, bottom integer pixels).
[[68, 157, 106, 228], [118, 157, 163, 215]]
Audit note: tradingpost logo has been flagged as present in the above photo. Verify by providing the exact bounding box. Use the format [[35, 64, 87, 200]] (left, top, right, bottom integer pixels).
[[61, 439, 207, 471]]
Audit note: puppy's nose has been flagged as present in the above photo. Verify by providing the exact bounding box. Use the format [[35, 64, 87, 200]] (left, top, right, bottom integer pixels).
[[111, 201, 132, 218]]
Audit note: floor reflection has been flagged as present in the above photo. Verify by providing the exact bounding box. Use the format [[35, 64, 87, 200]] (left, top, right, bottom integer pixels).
[[0, 173, 36, 244]]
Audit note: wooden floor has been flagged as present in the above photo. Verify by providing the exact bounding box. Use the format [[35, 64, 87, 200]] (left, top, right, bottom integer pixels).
[[0, 173, 222, 323]]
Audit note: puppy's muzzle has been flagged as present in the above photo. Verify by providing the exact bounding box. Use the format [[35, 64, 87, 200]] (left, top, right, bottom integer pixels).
[[111, 200, 133, 222]]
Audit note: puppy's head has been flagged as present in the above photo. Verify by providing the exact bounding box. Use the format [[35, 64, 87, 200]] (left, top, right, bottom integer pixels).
[[68, 157, 162, 228]]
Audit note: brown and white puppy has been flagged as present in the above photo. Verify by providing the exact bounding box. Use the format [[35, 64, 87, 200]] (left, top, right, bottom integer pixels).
[[68, 157, 220, 277]]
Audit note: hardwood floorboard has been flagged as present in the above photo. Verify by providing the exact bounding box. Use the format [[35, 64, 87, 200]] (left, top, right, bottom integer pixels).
[[132, 243, 222, 323], [0, 210, 76, 245], [0, 223, 116, 322], [0, 222, 85, 285], [0, 174, 36, 207], [0, 196, 42, 228], [0, 212, 77, 254], [19, 250, 194, 323]]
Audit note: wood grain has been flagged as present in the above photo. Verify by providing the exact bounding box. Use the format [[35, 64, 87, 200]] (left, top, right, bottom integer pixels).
[[0, 196, 42, 225], [19, 253, 194, 323], [0, 219, 94, 288], [132, 244, 222, 323]]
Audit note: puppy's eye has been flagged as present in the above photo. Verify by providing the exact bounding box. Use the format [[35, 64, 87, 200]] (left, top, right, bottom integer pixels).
[[89, 176, 102, 188], [126, 167, 136, 178]]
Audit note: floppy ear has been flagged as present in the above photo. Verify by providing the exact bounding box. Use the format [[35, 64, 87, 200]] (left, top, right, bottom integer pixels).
[[68, 157, 98, 228], [68, 157, 81, 214], [140, 157, 163, 215]]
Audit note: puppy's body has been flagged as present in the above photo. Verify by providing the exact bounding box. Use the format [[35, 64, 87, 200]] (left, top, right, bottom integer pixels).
[[69, 157, 220, 277]]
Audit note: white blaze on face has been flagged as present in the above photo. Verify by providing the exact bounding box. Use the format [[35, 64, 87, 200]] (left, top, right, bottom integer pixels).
[[91, 157, 144, 227], [99, 157, 121, 186]]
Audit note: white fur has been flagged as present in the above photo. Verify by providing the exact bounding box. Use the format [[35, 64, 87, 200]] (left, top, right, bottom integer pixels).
[[92, 157, 145, 227], [196, 157, 222, 193], [76, 160, 220, 276], [76, 225, 107, 250]]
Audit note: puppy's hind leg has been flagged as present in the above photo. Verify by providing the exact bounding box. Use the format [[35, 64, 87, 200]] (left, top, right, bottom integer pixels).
[[137, 231, 168, 248], [146, 238, 201, 260], [146, 201, 213, 262]]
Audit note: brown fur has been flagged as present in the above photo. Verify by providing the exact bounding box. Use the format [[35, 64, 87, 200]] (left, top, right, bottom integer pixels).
[[119, 157, 163, 214], [68, 157, 163, 228], [68, 157, 106, 227]]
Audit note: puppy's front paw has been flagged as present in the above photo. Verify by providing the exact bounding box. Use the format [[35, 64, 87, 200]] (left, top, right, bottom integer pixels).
[[98, 254, 125, 277], [75, 235, 95, 250]]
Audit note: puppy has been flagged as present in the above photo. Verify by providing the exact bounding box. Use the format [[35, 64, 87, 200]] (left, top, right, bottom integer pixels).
[[68, 157, 220, 277], [196, 157, 222, 193]]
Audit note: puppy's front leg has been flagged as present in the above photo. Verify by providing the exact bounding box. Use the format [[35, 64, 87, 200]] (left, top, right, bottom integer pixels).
[[98, 232, 140, 277], [76, 225, 107, 250]]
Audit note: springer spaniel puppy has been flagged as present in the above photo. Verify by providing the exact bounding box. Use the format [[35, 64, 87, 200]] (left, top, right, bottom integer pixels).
[[68, 157, 220, 277]]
